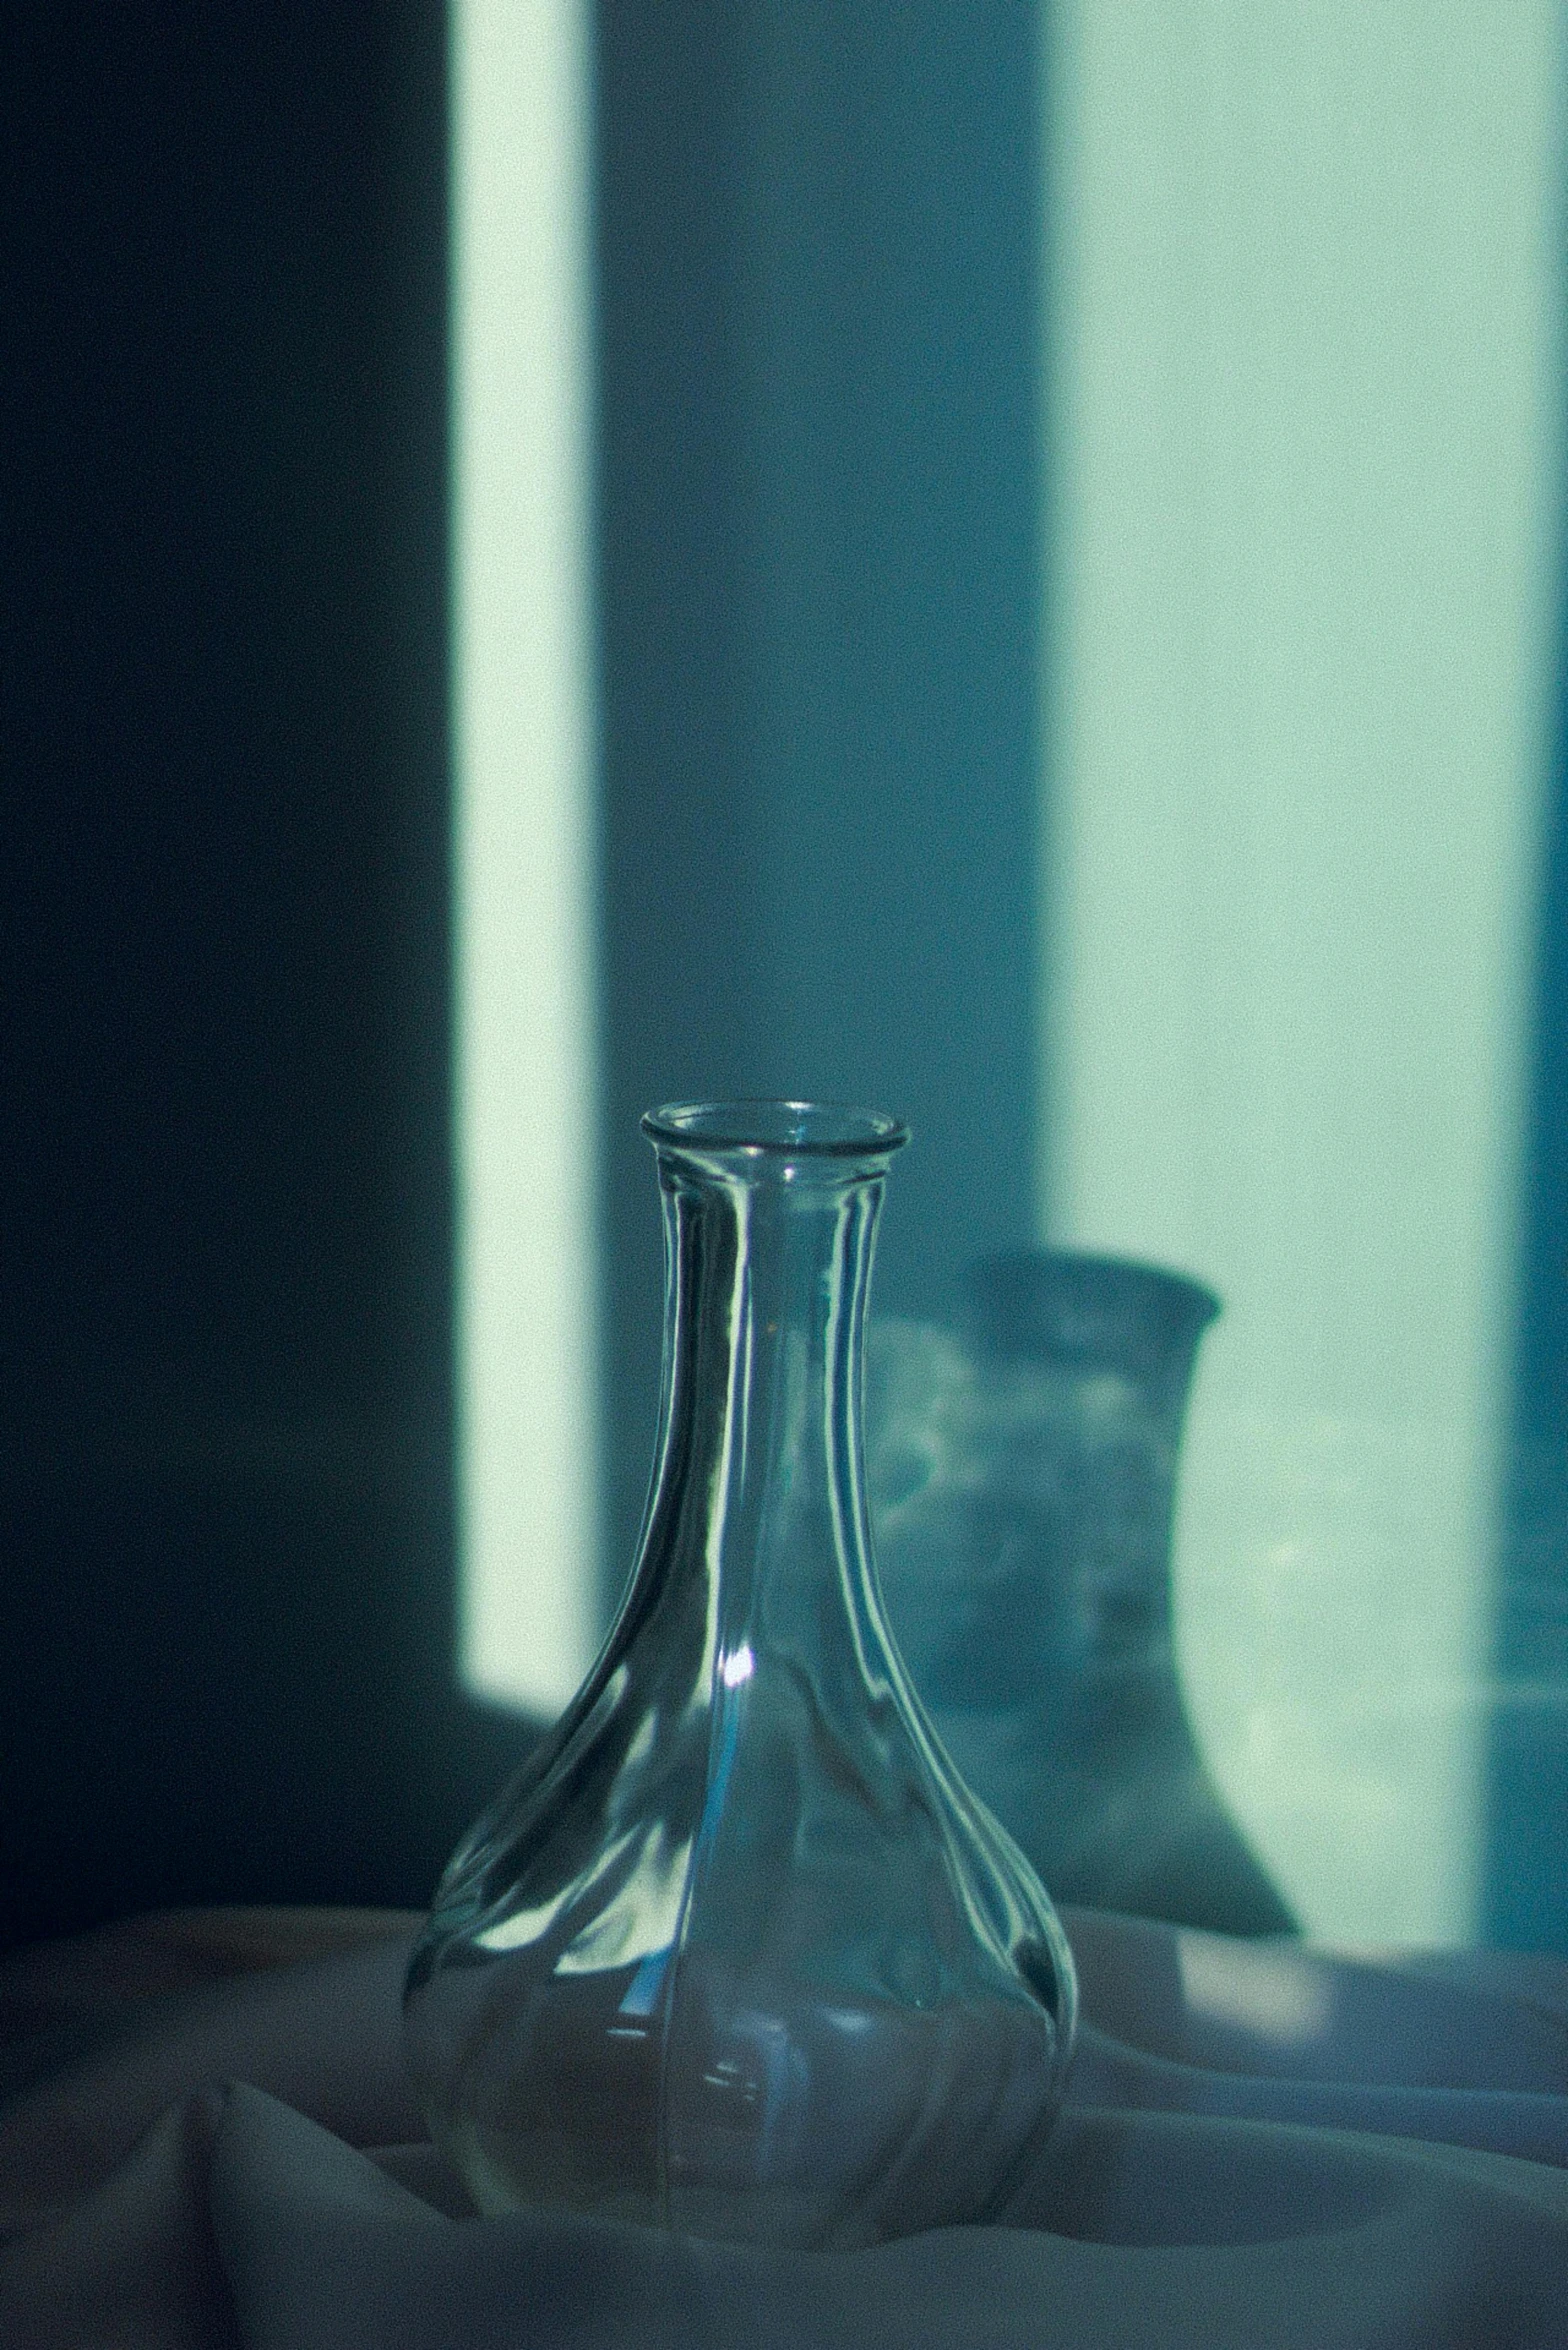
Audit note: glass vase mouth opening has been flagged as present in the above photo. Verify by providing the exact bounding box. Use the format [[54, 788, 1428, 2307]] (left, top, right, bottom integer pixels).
[[643, 1098, 910, 1173]]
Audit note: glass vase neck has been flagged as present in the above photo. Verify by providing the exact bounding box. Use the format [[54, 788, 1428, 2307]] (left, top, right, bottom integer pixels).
[[636, 1102, 907, 1678]]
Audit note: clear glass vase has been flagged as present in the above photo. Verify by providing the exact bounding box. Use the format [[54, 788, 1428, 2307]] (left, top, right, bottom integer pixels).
[[404, 1103, 1076, 2250], [869, 1248, 1295, 1937]]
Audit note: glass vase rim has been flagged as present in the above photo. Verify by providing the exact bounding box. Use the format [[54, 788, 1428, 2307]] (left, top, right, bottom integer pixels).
[[642, 1098, 910, 1159]]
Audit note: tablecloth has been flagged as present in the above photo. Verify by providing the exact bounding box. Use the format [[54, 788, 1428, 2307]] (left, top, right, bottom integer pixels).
[[2, 1902, 1566, 2347]]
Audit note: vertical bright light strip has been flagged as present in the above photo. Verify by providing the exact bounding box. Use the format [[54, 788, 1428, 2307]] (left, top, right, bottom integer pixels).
[[1043, 5, 1562, 1941], [452, 0, 598, 1712]]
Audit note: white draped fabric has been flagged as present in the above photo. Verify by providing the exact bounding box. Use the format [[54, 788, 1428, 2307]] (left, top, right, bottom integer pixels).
[[2, 1907, 1566, 2347]]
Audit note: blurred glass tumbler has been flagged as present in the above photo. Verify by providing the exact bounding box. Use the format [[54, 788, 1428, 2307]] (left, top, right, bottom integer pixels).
[[869, 1251, 1295, 1938], [405, 1105, 1077, 2249]]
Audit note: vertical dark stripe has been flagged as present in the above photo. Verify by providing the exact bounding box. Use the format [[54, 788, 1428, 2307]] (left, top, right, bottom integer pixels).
[[594, 0, 1045, 1602], [1488, 597, 1568, 1950]]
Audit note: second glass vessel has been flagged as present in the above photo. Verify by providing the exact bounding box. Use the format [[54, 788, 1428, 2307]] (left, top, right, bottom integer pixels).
[[405, 1102, 1076, 2250]]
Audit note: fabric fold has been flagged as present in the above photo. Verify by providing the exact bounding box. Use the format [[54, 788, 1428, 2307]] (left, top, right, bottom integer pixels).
[[4, 1905, 1568, 2347], [211, 2085, 1568, 2350], [0, 1931, 421, 2239], [0, 2087, 238, 2350]]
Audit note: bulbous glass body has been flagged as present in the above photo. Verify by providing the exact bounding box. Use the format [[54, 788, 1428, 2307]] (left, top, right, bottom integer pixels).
[[405, 1103, 1076, 2250]]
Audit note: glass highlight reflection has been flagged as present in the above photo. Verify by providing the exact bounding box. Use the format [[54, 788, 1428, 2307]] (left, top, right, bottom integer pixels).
[[406, 1103, 1076, 2248]]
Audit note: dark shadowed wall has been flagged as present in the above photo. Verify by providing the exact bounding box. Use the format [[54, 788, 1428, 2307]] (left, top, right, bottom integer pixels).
[[2, 1, 1048, 1948], [0, 4, 528, 1951]]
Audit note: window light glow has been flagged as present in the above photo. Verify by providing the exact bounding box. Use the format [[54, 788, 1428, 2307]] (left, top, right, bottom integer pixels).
[[1043, 0, 1563, 1943], [452, 0, 598, 1714]]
